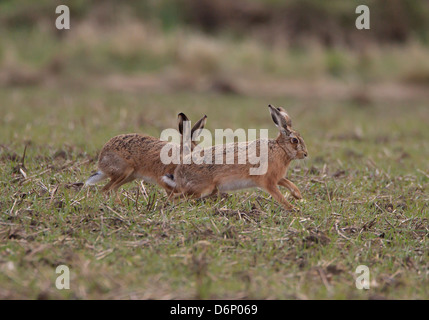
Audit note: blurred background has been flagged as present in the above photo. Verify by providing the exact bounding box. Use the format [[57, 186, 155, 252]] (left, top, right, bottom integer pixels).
[[1, 0, 429, 300], [2, 0, 429, 98], [1, 0, 429, 150]]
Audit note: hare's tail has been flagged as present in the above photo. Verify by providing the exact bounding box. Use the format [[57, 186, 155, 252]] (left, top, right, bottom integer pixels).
[[162, 174, 176, 188], [85, 171, 107, 186]]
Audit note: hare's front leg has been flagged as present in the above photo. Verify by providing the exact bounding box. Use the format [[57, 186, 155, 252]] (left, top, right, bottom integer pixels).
[[278, 178, 302, 200], [264, 184, 298, 211]]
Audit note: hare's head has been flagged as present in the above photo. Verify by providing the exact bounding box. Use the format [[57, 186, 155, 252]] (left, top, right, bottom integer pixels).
[[268, 104, 308, 160], [178, 113, 207, 151]]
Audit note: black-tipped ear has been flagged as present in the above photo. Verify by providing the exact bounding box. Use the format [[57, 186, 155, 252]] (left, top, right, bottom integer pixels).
[[270, 112, 279, 127], [268, 104, 291, 135], [177, 113, 189, 135], [268, 104, 282, 127], [191, 115, 207, 139], [276, 107, 292, 127]]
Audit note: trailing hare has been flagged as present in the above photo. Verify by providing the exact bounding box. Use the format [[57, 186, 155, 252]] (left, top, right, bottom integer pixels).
[[163, 105, 307, 211], [85, 113, 207, 201]]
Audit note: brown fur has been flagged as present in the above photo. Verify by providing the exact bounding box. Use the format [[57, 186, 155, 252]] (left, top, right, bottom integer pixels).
[[88, 113, 207, 201], [168, 105, 307, 211]]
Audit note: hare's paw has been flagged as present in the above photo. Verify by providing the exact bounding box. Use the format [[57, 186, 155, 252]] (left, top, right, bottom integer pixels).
[[283, 204, 300, 213], [292, 190, 303, 199]]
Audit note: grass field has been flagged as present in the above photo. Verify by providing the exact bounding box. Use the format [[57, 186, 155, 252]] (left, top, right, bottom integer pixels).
[[0, 84, 428, 299], [1, 0, 429, 300]]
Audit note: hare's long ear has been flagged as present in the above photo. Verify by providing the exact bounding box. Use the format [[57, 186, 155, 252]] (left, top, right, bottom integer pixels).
[[191, 115, 207, 139], [268, 104, 292, 136], [276, 107, 292, 127], [178, 113, 190, 135]]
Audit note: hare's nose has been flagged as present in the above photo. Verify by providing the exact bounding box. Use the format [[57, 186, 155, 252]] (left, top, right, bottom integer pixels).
[[304, 152, 308, 157]]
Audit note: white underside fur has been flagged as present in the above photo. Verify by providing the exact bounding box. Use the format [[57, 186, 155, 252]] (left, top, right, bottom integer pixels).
[[218, 179, 257, 192]]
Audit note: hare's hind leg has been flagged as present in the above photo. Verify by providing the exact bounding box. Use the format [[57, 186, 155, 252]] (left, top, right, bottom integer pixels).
[[102, 167, 134, 203], [110, 168, 134, 190], [101, 178, 118, 202], [170, 186, 216, 203], [166, 192, 183, 205], [278, 178, 302, 200], [110, 168, 135, 203], [164, 190, 195, 206], [102, 179, 115, 194], [203, 187, 226, 200]]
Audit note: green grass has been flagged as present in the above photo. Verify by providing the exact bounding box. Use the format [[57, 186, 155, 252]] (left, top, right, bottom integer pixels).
[[0, 86, 428, 299], [1, 0, 428, 300]]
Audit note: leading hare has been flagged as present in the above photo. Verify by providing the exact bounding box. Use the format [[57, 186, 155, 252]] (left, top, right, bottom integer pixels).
[[163, 105, 307, 211]]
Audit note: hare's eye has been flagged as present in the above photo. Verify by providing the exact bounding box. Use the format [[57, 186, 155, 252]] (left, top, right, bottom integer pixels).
[[291, 137, 298, 144]]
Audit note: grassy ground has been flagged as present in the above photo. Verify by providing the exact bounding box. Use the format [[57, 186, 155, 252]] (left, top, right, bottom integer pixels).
[[0, 85, 428, 299]]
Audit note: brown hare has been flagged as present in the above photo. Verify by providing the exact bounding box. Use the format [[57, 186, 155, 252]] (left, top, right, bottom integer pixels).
[[163, 105, 307, 211], [85, 113, 207, 202]]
